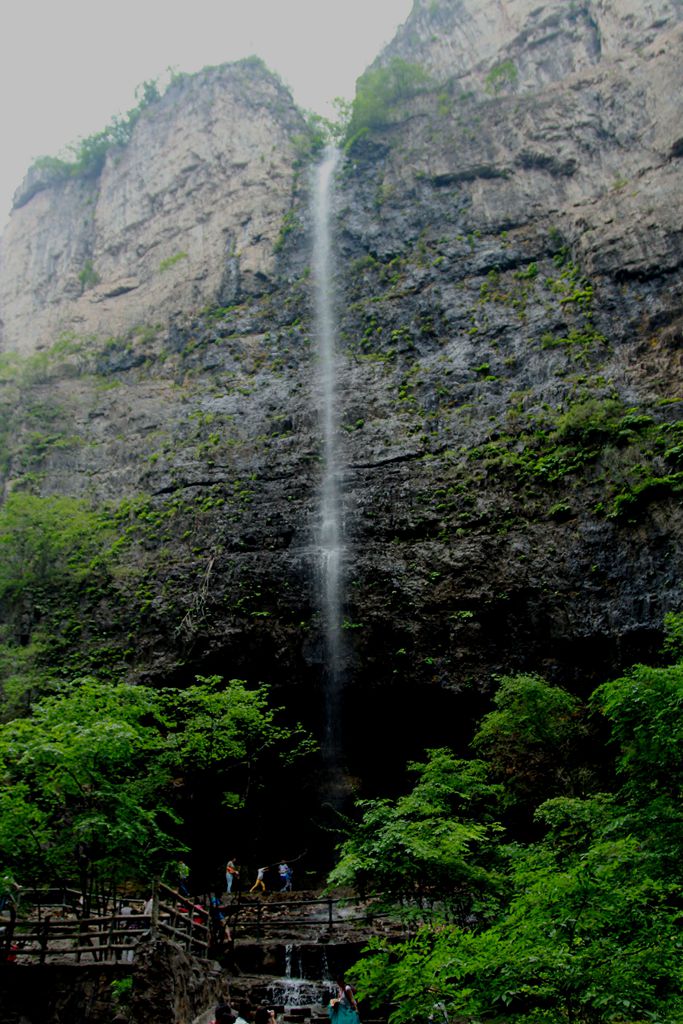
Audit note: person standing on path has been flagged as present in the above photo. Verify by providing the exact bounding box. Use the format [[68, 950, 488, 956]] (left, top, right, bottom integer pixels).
[[278, 863, 293, 892], [177, 859, 191, 897], [226, 858, 239, 894]]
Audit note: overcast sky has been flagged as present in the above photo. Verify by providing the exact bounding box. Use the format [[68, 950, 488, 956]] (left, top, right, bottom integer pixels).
[[0, 0, 413, 226]]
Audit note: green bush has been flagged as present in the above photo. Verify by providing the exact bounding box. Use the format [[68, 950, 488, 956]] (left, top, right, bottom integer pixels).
[[552, 397, 625, 444], [159, 251, 188, 273], [29, 78, 161, 183], [336, 654, 683, 1024], [78, 259, 100, 290], [484, 59, 518, 95], [347, 59, 431, 141], [0, 492, 110, 608]]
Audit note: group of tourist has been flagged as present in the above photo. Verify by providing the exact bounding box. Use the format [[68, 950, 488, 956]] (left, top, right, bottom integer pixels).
[[175, 857, 296, 900], [210, 977, 360, 1024], [225, 859, 294, 895]]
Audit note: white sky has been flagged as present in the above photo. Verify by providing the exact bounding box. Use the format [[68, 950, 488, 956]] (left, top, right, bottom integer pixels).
[[0, 0, 413, 226]]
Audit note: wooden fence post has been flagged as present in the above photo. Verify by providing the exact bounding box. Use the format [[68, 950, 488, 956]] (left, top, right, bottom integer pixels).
[[38, 915, 50, 965], [1, 904, 16, 962], [151, 880, 160, 938]]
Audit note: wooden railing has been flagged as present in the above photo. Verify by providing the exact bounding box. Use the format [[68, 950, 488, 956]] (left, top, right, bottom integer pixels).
[[153, 883, 211, 956], [5, 912, 147, 963], [226, 895, 391, 940], [0, 887, 394, 964], [1, 882, 210, 964]]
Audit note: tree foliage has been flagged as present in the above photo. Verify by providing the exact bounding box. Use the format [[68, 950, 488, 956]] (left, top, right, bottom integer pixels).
[[662, 610, 683, 662], [346, 59, 431, 142], [0, 675, 313, 905], [0, 679, 169, 901], [333, 663, 683, 1024], [0, 492, 117, 715], [592, 661, 683, 798], [472, 673, 592, 813], [0, 492, 109, 608], [29, 78, 161, 184], [156, 674, 317, 810], [328, 749, 504, 923]]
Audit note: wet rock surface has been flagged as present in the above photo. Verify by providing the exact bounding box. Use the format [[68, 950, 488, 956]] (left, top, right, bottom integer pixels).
[[132, 936, 228, 1024]]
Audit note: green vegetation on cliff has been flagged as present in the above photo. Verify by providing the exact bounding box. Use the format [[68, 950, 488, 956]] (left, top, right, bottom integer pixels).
[[19, 55, 292, 204], [346, 58, 432, 144], [27, 79, 162, 187]]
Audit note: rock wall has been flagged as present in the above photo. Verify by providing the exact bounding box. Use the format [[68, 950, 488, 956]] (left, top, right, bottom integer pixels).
[[0, 59, 306, 355], [0, 1, 681, 796], [131, 937, 229, 1024], [0, 941, 228, 1024], [328, 0, 683, 764], [381, 0, 682, 94]]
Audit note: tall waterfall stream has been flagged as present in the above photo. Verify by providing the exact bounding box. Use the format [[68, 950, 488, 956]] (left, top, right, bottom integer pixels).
[[198, 149, 353, 1024], [312, 147, 345, 774]]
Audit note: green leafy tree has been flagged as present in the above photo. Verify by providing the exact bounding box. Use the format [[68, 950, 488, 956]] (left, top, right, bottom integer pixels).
[[157, 675, 317, 810], [343, 660, 683, 1024], [328, 749, 503, 923], [0, 678, 171, 906], [592, 660, 683, 794], [662, 610, 683, 661], [471, 831, 680, 1023], [472, 674, 591, 815], [0, 493, 115, 712], [0, 675, 315, 907], [351, 797, 682, 1024], [589, 660, 683, 874], [0, 492, 110, 610]]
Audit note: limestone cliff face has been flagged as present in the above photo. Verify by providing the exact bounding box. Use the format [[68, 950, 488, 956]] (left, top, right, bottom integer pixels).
[[0, 60, 305, 354], [372, 0, 683, 287], [382, 0, 682, 93], [0, 2, 681, 789], [329, 0, 683, 754]]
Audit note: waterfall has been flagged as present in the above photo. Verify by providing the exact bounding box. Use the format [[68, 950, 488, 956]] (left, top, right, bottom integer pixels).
[[268, 945, 332, 1010], [267, 978, 330, 1011], [312, 146, 344, 770], [284, 943, 303, 980]]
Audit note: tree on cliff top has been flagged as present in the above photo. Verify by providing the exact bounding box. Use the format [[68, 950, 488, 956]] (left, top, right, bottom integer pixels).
[[27, 77, 162, 188], [346, 58, 431, 143]]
